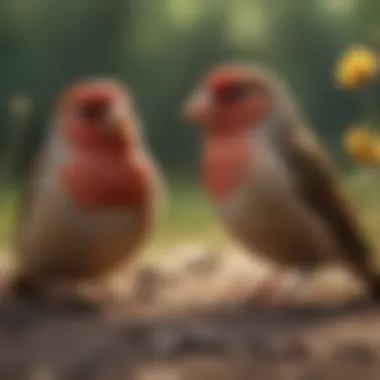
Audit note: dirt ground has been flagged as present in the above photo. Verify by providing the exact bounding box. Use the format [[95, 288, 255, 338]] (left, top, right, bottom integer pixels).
[[1, 246, 380, 380]]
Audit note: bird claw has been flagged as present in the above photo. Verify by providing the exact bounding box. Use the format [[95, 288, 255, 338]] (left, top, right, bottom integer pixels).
[[250, 272, 303, 308]]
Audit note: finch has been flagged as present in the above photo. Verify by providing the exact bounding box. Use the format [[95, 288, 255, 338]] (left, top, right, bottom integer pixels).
[[184, 63, 380, 302], [12, 78, 163, 301]]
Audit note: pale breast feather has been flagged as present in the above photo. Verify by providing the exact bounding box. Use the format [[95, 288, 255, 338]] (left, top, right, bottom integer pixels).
[[20, 126, 136, 244]]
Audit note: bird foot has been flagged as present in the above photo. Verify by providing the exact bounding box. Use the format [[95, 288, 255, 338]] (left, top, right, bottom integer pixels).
[[4, 274, 117, 311], [47, 280, 129, 311], [250, 272, 302, 307]]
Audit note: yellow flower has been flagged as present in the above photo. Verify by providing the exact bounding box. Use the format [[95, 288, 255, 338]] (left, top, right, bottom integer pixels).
[[343, 125, 377, 163], [336, 46, 378, 89]]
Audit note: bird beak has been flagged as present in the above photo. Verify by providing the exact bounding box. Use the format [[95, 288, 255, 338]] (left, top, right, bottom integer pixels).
[[183, 88, 214, 124], [107, 102, 132, 133]]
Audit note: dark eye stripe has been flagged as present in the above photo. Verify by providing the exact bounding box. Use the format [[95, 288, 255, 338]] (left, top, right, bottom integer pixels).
[[216, 83, 253, 103], [76, 99, 110, 121]]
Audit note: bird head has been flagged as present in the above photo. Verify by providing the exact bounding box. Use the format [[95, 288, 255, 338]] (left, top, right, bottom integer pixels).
[[184, 64, 282, 135], [57, 79, 139, 150]]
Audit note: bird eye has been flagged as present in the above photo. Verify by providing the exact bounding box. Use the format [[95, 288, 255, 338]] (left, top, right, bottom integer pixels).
[[216, 83, 253, 103], [76, 99, 110, 122]]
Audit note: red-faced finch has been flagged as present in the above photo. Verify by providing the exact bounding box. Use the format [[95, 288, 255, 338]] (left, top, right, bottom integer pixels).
[[11, 79, 163, 301], [184, 64, 380, 303]]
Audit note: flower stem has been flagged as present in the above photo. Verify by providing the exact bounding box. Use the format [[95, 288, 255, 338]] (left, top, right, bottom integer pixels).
[[359, 85, 380, 132]]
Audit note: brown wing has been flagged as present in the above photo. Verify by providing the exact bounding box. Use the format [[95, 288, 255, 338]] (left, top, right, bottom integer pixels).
[[273, 120, 378, 283]]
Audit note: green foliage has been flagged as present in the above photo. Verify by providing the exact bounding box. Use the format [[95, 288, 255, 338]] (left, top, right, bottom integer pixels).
[[1, 0, 380, 180]]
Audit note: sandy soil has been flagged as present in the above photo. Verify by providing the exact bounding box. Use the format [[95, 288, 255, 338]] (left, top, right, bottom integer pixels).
[[0, 244, 379, 380]]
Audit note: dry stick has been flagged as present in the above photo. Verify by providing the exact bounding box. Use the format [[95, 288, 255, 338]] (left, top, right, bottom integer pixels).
[[0, 97, 31, 294], [0, 96, 32, 205]]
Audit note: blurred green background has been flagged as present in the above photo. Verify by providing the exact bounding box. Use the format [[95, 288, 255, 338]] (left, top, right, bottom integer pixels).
[[1, 0, 380, 253]]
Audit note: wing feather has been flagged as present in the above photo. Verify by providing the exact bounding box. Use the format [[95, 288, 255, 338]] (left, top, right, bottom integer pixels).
[[272, 119, 377, 281]]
